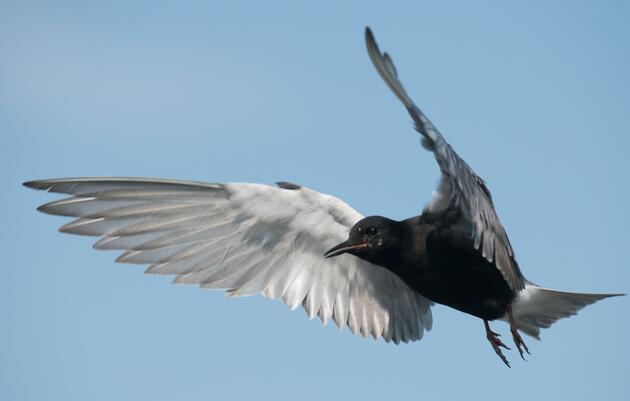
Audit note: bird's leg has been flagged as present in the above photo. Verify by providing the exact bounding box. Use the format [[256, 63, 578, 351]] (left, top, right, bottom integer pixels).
[[507, 305, 530, 360], [484, 319, 511, 367]]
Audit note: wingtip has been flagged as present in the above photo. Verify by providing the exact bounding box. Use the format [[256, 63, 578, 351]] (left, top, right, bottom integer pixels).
[[364, 26, 376, 49], [23, 180, 45, 190], [23, 179, 59, 191]]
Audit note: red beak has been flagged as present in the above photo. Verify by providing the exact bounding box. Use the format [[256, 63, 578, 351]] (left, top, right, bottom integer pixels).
[[323, 240, 368, 258]]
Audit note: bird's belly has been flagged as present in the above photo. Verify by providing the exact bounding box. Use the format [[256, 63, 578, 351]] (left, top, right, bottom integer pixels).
[[399, 262, 515, 320]]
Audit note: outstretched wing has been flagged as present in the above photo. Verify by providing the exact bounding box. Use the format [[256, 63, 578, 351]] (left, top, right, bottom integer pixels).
[[25, 177, 433, 344], [365, 27, 525, 291]]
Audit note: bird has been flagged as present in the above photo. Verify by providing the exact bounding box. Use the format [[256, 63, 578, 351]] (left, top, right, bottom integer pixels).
[[24, 27, 622, 367]]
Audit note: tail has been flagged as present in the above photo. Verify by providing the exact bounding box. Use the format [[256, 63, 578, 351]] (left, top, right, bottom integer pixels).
[[509, 284, 623, 339]]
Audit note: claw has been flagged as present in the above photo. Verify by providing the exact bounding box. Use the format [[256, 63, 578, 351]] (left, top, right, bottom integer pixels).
[[484, 319, 511, 367], [512, 329, 530, 360], [507, 305, 531, 360]]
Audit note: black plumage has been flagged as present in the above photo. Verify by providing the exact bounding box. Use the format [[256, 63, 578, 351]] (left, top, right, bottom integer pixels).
[[327, 213, 517, 320]]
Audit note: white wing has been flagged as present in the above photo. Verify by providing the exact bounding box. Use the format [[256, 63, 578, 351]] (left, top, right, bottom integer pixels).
[[25, 177, 433, 344], [365, 27, 525, 291]]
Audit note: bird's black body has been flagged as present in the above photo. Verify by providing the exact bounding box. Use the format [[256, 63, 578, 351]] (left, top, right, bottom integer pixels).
[[402, 216, 515, 320], [324, 210, 536, 365], [327, 213, 515, 321]]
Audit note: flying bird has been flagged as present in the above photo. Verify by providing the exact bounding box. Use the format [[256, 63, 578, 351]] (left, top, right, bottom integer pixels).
[[24, 27, 622, 367]]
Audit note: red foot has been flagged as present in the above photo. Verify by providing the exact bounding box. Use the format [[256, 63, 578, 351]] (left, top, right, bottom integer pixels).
[[484, 319, 511, 367], [507, 305, 531, 360]]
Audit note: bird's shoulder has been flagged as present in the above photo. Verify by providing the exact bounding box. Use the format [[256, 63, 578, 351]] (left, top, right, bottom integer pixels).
[[415, 210, 491, 269]]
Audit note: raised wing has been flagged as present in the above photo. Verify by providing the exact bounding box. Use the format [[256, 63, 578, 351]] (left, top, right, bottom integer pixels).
[[24, 177, 432, 344], [365, 27, 525, 291]]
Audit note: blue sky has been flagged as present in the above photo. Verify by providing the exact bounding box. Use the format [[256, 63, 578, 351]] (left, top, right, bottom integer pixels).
[[2, 1, 629, 400]]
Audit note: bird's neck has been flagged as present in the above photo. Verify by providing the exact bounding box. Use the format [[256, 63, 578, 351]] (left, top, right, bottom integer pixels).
[[375, 219, 435, 288], [365, 218, 429, 274]]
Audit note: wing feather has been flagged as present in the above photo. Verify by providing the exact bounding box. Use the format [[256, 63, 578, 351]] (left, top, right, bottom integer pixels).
[[25, 177, 432, 343], [365, 27, 525, 291]]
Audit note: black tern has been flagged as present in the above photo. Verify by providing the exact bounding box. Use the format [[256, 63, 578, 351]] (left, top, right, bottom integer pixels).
[[24, 27, 622, 367]]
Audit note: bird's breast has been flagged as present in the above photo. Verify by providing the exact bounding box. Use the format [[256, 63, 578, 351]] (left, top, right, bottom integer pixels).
[[388, 222, 515, 320]]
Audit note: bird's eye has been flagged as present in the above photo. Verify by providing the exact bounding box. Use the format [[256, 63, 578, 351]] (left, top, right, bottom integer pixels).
[[366, 226, 378, 236]]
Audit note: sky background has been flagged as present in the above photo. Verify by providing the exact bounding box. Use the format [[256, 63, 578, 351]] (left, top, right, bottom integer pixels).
[[2, 1, 629, 400]]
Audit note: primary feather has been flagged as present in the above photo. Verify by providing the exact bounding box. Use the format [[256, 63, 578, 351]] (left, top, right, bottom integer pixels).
[[365, 27, 525, 291], [24, 177, 433, 344]]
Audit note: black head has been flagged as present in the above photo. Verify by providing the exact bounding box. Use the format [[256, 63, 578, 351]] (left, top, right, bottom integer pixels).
[[324, 216, 403, 266]]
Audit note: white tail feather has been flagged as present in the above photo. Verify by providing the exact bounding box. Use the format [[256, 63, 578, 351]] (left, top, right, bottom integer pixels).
[[510, 284, 623, 339]]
